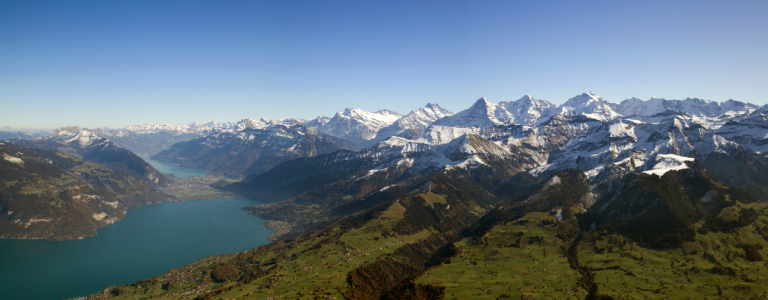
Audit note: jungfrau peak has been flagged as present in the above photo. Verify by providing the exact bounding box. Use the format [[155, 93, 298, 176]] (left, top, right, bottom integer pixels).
[[557, 92, 621, 121]]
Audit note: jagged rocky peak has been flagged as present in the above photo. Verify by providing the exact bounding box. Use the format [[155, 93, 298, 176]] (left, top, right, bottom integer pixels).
[[49, 125, 82, 137], [418, 103, 452, 115], [43, 126, 105, 146], [561, 92, 613, 113], [563, 92, 605, 107], [232, 118, 308, 132], [433, 97, 513, 128], [400, 103, 453, 124], [424, 103, 442, 110], [119, 121, 238, 134], [558, 92, 620, 121], [469, 97, 496, 113], [373, 103, 454, 141], [335, 108, 402, 121], [319, 107, 402, 141], [236, 118, 270, 130], [498, 94, 555, 126], [304, 116, 331, 128], [614, 96, 757, 118], [511, 94, 549, 107], [519, 94, 534, 102], [613, 96, 667, 117]]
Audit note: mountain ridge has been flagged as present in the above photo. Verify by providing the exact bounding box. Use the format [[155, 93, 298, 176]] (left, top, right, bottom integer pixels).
[[70, 91, 768, 300]]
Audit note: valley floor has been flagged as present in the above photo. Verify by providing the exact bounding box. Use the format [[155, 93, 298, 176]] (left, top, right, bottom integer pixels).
[[162, 174, 240, 201]]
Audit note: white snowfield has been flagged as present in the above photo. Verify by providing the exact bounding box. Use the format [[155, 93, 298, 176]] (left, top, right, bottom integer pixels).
[[3, 154, 24, 164], [641, 154, 695, 177]]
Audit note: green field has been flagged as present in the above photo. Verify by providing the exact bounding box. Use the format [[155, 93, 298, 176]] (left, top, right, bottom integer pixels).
[[84, 194, 768, 300]]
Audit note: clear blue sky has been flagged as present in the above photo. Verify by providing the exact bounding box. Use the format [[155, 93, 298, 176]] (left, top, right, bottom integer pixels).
[[2, 0, 767, 131]]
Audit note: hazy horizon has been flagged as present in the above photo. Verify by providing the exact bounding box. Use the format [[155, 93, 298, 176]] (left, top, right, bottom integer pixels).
[[3, 92, 765, 133]]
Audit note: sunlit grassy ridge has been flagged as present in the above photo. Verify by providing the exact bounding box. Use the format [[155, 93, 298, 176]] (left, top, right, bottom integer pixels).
[[578, 200, 768, 299], [86, 198, 439, 300], [418, 201, 768, 299], [84, 172, 768, 300], [417, 212, 585, 299]]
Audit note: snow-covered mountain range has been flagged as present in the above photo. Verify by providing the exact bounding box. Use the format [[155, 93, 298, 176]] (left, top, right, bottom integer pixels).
[[213, 92, 768, 256], [9, 91, 768, 253], [26, 92, 768, 203], [215, 92, 768, 209], [117, 121, 238, 134]]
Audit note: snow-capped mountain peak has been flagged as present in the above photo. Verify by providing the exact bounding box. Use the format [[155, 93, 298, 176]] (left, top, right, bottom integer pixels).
[[558, 92, 620, 121], [304, 116, 331, 128], [119, 121, 237, 134], [49, 126, 82, 139], [562, 92, 604, 107], [424, 103, 442, 110], [236, 118, 270, 130], [319, 108, 402, 141], [498, 95, 555, 126], [373, 103, 454, 141], [433, 97, 512, 128], [519, 94, 534, 102], [614, 96, 757, 118], [469, 97, 498, 116], [41, 126, 111, 147]]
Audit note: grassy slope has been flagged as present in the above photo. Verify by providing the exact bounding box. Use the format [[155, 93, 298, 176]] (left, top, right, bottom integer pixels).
[[88, 202, 768, 300], [577, 200, 768, 299], [82, 166, 768, 300], [417, 212, 585, 299], [0, 144, 126, 240], [85, 197, 435, 300], [423, 201, 768, 299]]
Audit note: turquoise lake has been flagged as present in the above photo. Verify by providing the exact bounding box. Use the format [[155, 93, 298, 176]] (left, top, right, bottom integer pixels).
[[139, 155, 209, 178], [0, 159, 272, 300]]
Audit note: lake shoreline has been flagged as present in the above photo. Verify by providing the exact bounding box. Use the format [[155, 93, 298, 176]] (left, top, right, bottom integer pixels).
[[0, 155, 274, 300], [0, 197, 274, 300]]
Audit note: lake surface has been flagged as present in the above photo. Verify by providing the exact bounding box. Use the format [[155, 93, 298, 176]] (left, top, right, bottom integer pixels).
[[0, 157, 271, 300], [0, 198, 272, 300], [139, 155, 209, 178]]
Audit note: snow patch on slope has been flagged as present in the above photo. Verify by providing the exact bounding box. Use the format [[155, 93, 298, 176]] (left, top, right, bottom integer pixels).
[[641, 154, 694, 177]]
